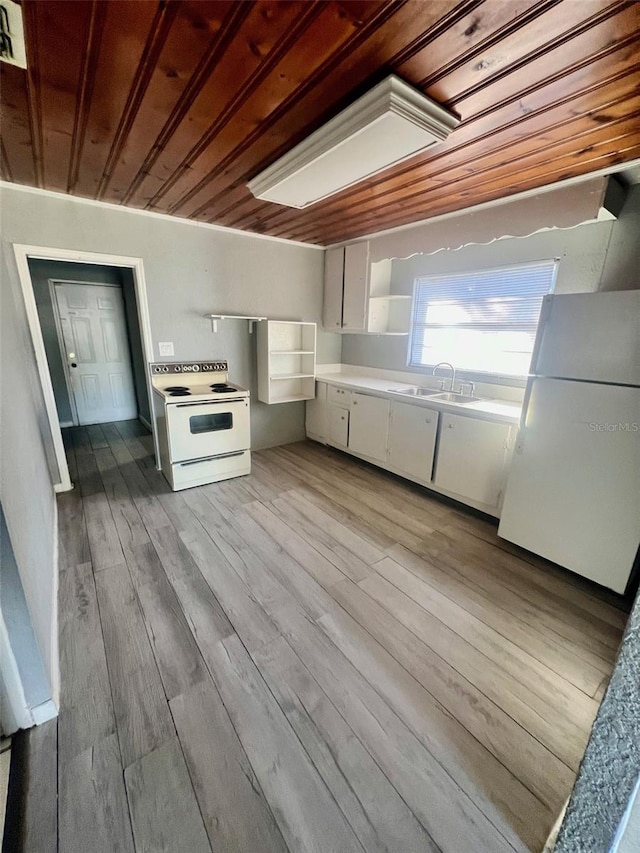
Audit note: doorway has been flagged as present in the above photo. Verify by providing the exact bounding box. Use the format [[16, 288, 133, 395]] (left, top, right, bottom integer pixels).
[[51, 281, 138, 426], [29, 258, 151, 433], [13, 245, 157, 493]]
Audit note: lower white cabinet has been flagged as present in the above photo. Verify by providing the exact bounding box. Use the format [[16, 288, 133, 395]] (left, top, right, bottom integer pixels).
[[305, 381, 327, 438], [328, 405, 350, 448], [348, 393, 389, 462], [388, 401, 438, 482], [306, 383, 515, 516], [434, 413, 513, 508]]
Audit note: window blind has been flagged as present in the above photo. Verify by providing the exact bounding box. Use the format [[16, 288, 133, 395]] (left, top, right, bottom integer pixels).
[[409, 259, 557, 377]]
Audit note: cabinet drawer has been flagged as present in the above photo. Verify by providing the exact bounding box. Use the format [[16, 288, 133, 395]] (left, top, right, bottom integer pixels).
[[328, 386, 352, 405]]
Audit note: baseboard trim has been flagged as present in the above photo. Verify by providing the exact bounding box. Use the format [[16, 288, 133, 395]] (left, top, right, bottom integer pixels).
[[139, 415, 152, 431], [31, 700, 58, 725]]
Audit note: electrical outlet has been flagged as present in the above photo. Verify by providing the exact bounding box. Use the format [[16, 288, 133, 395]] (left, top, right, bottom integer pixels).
[[158, 342, 174, 357]]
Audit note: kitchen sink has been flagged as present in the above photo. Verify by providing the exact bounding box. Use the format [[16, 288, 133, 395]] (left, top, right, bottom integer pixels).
[[391, 387, 442, 397], [432, 391, 482, 404]]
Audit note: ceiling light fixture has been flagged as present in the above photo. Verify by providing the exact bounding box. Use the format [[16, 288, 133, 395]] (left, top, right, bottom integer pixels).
[[247, 75, 459, 209]]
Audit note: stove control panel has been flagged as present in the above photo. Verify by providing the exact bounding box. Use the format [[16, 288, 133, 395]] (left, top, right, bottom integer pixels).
[[150, 361, 228, 375]]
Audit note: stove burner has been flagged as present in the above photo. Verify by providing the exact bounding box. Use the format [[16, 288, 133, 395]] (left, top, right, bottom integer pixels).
[[168, 390, 191, 396], [164, 386, 189, 392], [211, 384, 237, 393]]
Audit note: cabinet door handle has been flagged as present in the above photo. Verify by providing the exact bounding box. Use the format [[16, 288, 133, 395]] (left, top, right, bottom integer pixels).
[[353, 401, 358, 405], [425, 418, 431, 423], [448, 423, 454, 428]]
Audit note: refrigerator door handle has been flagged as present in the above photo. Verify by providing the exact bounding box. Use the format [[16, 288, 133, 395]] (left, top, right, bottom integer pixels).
[[519, 376, 537, 431], [529, 294, 554, 377]]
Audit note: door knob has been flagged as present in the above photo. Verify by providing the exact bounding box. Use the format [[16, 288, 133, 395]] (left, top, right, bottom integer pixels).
[[70, 363, 77, 368]]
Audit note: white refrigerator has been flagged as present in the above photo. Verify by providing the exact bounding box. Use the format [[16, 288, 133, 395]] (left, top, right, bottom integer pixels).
[[498, 290, 640, 594]]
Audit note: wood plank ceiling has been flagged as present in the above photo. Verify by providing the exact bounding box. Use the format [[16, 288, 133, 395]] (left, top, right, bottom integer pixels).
[[2, 0, 640, 245]]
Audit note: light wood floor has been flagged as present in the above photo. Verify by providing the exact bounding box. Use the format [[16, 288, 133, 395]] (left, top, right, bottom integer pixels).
[[26, 422, 630, 852]]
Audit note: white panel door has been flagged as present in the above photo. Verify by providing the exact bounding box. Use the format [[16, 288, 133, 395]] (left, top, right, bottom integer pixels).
[[388, 401, 438, 482], [499, 378, 640, 593], [54, 282, 138, 425], [348, 392, 389, 462], [342, 242, 370, 332], [434, 413, 512, 508]]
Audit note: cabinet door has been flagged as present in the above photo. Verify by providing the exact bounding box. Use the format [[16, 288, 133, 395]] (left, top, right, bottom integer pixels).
[[388, 402, 438, 482], [323, 248, 344, 330], [328, 405, 349, 448], [348, 392, 389, 462], [306, 382, 327, 440], [342, 242, 370, 332], [434, 414, 512, 508]]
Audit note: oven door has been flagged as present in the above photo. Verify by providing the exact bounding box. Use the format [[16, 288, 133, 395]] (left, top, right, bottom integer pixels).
[[166, 398, 250, 463]]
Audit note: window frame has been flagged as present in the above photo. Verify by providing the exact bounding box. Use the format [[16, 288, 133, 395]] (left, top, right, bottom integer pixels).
[[406, 259, 558, 387]]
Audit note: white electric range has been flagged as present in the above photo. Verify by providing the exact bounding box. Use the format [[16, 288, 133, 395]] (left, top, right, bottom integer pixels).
[[150, 360, 251, 491]]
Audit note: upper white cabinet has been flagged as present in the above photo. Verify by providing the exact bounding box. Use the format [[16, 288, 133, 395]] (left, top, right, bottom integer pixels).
[[324, 242, 411, 335], [388, 400, 438, 483], [348, 392, 389, 462], [323, 243, 369, 332], [434, 413, 513, 509], [342, 242, 370, 331], [257, 320, 316, 404], [323, 248, 347, 331]]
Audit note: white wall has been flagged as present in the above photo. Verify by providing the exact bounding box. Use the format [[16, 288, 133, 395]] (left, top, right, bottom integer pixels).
[[343, 184, 640, 375], [0, 245, 59, 706], [1, 184, 340, 449], [364, 177, 610, 262]]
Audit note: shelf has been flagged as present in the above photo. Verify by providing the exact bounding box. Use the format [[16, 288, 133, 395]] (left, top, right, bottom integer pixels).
[[270, 350, 315, 355], [204, 314, 267, 333], [268, 393, 314, 404], [369, 295, 412, 301], [270, 373, 315, 381], [258, 320, 317, 404]]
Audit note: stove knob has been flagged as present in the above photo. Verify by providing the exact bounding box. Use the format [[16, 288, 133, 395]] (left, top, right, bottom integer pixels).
[[192, 364, 200, 372], [162, 366, 169, 373], [175, 365, 182, 372]]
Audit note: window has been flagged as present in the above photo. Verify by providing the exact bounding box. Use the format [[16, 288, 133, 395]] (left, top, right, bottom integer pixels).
[[409, 259, 557, 378]]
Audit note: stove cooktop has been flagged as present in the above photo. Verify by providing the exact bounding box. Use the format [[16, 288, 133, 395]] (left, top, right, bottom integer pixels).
[[150, 361, 249, 403]]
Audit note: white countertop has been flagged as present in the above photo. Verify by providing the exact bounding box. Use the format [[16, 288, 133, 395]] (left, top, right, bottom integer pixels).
[[315, 371, 522, 425]]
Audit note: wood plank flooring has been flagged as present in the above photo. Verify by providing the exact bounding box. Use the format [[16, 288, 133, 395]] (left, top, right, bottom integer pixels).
[[24, 421, 630, 852]]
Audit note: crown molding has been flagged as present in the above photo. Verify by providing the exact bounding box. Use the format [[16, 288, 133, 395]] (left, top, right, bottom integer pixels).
[[0, 181, 324, 250]]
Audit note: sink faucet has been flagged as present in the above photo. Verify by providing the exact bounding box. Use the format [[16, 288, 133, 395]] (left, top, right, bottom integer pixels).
[[432, 362, 456, 392]]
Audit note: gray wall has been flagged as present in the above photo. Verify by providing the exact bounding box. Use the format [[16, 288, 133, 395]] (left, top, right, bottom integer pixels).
[[0, 244, 59, 704], [27, 259, 151, 425], [1, 505, 52, 714], [343, 192, 639, 375], [600, 185, 640, 291], [1, 185, 340, 449]]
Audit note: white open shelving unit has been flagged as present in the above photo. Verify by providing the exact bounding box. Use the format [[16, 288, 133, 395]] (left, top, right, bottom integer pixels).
[[257, 320, 317, 404], [367, 259, 411, 334]]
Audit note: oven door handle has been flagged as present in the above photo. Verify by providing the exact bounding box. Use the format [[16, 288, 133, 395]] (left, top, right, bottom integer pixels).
[[179, 451, 246, 467], [174, 400, 246, 408]]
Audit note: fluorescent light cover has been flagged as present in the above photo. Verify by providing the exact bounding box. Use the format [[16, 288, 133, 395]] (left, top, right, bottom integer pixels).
[[247, 75, 459, 209]]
